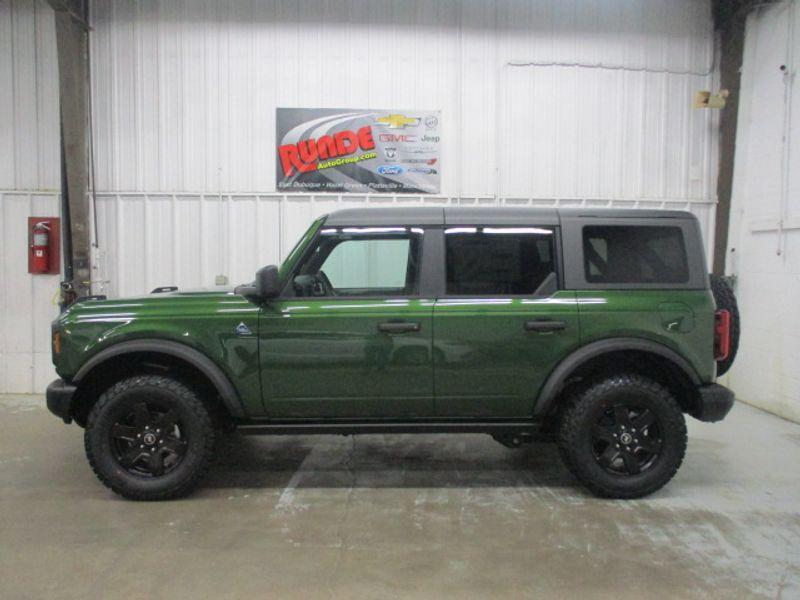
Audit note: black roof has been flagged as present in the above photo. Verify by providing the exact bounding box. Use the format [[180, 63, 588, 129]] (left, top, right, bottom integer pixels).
[[323, 206, 696, 226]]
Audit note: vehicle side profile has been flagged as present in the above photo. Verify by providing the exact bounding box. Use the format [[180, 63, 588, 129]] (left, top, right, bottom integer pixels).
[[46, 207, 738, 500]]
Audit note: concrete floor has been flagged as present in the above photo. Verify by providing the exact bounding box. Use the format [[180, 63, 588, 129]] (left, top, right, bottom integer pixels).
[[1, 397, 798, 600]]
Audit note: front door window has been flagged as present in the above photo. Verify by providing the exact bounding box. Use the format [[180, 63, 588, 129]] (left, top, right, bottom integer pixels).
[[291, 228, 422, 297]]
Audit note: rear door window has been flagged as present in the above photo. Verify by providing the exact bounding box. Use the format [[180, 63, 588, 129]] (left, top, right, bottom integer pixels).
[[583, 225, 689, 284], [444, 227, 556, 295]]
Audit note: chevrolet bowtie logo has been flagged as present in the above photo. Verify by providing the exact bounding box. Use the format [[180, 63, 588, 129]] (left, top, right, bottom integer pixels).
[[376, 114, 419, 129]]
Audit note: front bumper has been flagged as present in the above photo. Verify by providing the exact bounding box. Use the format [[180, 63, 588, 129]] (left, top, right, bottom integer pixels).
[[693, 383, 735, 422], [46, 378, 77, 424]]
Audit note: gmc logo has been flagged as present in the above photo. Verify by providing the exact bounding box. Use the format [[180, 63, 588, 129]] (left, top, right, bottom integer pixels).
[[379, 134, 416, 143]]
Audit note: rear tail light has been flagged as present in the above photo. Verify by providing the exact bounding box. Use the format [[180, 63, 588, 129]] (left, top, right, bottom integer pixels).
[[714, 309, 731, 361]]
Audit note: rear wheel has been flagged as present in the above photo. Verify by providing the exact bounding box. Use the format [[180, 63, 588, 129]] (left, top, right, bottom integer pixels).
[[84, 375, 215, 500], [558, 374, 687, 499]]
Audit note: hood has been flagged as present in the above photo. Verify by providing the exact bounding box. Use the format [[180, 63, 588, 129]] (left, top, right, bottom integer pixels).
[[55, 287, 253, 326]]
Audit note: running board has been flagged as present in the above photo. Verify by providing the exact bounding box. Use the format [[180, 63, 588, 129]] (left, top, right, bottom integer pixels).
[[235, 420, 540, 436]]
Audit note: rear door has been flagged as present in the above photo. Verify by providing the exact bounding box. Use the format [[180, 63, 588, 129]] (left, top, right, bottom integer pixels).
[[432, 225, 580, 417]]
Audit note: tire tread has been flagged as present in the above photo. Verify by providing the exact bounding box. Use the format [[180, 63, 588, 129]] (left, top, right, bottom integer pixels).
[[84, 375, 215, 501], [557, 373, 687, 499]]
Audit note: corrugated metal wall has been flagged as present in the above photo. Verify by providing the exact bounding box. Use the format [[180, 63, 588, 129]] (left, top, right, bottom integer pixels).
[[0, 0, 61, 393], [88, 0, 720, 299], [1, 0, 720, 392], [723, 1, 800, 423]]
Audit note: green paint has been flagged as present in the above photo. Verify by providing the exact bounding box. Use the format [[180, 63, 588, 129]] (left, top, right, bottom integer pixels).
[[432, 292, 581, 417], [260, 298, 435, 417], [52, 214, 719, 421]]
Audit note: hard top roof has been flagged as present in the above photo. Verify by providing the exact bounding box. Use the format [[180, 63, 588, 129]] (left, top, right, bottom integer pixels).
[[322, 206, 695, 226]]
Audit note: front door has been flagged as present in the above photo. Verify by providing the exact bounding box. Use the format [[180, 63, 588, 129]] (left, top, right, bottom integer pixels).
[[259, 226, 434, 418], [432, 225, 580, 417]]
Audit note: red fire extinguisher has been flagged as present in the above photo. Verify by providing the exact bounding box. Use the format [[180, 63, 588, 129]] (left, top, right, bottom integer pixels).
[[31, 221, 51, 273]]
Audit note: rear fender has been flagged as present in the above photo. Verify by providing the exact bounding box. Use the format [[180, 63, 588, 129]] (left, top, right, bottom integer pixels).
[[533, 337, 701, 416]]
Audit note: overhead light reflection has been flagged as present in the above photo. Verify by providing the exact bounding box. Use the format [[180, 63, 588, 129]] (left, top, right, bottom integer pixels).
[[444, 227, 477, 234], [341, 227, 408, 234], [483, 227, 552, 235]]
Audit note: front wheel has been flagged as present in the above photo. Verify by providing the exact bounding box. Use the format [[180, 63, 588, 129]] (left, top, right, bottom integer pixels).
[[84, 375, 215, 500], [557, 374, 687, 499]]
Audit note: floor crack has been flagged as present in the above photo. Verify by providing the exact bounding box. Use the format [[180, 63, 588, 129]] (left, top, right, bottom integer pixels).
[[326, 435, 358, 599]]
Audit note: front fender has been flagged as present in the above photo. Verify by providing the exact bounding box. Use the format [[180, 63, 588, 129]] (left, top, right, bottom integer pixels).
[[73, 339, 246, 418], [54, 293, 263, 416]]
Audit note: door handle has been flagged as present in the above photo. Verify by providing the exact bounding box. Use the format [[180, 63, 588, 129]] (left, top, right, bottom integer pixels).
[[524, 320, 567, 333], [378, 321, 421, 334]]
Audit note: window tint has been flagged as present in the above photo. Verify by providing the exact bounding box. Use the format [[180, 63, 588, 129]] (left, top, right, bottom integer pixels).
[[445, 227, 556, 295], [583, 225, 689, 284], [323, 239, 411, 289], [293, 228, 421, 297]]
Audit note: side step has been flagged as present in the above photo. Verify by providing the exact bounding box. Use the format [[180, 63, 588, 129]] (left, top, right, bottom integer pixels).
[[236, 420, 540, 436]]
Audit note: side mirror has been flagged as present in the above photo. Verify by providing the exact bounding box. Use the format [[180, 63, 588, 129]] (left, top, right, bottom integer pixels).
[[236, 265, 280, 302], [255, 265, 281, 300]]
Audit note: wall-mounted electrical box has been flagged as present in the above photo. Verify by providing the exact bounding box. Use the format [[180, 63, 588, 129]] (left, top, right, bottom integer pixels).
[[28, 216, 61, 275]]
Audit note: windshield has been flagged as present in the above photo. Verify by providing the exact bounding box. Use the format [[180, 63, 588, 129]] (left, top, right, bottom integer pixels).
[[278, 215, 326, 282]]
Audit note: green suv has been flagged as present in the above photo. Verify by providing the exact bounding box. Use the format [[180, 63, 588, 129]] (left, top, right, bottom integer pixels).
[[47, 207, 738, 500]]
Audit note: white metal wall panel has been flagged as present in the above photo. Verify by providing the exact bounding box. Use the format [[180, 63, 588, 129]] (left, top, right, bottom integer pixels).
[[723, 2, 800, 423], [88, 0, 718, 201], [0, 0, 60, 394], [0, 0, 59, 191], [0, 192, 62, 394], [88, 0, 719, 299]]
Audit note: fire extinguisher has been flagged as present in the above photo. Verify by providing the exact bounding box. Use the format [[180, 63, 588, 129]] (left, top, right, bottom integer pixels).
[[31, 221, 51, 273]]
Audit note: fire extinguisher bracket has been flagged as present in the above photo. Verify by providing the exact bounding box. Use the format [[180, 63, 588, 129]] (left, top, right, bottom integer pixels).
[[28, 216, 61, 275]]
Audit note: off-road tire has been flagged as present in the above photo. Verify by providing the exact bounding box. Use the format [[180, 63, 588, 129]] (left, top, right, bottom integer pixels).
[[84, 375, 215, 501], [558, 374, 687, 499], [709, 274, 740, 376]]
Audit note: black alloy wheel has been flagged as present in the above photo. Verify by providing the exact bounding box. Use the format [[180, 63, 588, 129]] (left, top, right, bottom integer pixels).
[[85, 375, 215, 500], [591, 404, 662, 476], [110, 401, 188, 477]]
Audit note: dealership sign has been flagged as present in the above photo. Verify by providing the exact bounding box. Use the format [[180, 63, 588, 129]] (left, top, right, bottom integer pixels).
[[276, 108, 441, 194]]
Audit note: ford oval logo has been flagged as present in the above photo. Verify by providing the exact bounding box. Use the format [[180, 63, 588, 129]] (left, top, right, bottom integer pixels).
[[377, 165, 404, 176]]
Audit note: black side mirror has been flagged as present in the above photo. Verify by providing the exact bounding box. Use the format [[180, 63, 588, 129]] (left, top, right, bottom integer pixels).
[[236, 265, 280, 302], [256, 265, 281, 299]]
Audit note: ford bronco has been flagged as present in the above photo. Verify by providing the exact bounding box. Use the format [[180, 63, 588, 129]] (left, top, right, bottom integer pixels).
[[47, 207, 738, 500]]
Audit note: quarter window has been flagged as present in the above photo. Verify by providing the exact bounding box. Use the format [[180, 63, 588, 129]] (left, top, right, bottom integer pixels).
[[583, 225, 689, 284], [445, 227, 556, 295]]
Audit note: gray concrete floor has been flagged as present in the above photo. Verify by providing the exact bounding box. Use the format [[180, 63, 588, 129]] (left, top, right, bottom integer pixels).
[[1, 397, 798, 600]]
